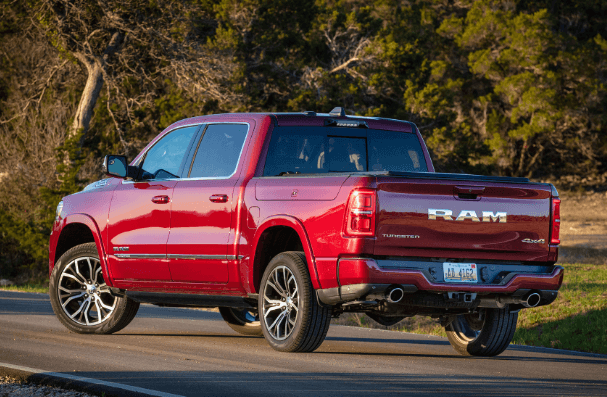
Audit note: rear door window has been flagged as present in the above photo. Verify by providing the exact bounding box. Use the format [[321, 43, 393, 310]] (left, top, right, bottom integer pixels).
[[188, 124, 248, 178]]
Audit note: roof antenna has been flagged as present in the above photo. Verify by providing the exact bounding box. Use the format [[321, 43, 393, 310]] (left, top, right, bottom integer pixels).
[[329, 107, 346, 117]]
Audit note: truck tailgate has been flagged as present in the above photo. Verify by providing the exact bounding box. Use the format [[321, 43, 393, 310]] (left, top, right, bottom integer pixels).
[[374, 174, 553, 262]]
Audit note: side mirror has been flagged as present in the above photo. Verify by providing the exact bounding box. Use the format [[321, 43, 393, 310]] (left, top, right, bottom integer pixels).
[[103, 155, 128, 178]]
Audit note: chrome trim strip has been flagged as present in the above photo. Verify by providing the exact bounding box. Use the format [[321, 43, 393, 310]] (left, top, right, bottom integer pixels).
[[166, 254, 244, 260], [168, 254, 226, 260], [115, 253, 245, 261], [115, 254, 166, 259]]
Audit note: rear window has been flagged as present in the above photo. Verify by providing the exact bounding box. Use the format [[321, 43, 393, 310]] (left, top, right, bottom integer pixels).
[[262, 126, 427, 176]]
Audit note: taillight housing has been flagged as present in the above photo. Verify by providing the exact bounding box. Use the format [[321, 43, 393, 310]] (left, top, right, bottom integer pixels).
[[344, 189, 376, 237], [550, 198, 561, 244]]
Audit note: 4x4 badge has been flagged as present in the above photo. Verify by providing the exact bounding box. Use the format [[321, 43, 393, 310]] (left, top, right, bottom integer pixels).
[[522, 238, 545, 244]]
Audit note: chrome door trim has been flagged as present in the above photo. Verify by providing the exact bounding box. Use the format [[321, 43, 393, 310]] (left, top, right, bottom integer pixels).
[[166, 254, 244, 260], [114, 254, 166, 259]]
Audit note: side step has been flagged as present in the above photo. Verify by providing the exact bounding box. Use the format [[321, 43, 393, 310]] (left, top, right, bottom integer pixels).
[[125, 291, 256, 309]]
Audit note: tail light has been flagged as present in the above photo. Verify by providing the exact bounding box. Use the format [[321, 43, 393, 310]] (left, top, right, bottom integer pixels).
[[344, 189, 376, 237], [550, 198, 561, 244]]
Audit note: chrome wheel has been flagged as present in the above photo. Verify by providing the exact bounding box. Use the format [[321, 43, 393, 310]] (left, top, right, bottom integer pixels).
[[57, 256, 116, 326], [262, 265, 299, 340]]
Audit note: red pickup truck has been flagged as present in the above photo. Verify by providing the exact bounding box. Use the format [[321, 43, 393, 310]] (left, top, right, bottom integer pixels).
[[49, 108, 563, 356]]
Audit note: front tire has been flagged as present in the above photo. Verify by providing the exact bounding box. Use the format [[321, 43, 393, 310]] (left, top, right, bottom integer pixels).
[[49, 243, 139, 334], [445, 308, 518, 357], [259, 252, 331, 352]]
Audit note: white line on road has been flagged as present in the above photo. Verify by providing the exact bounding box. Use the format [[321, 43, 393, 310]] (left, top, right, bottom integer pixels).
[[0, 362, 185, 397]]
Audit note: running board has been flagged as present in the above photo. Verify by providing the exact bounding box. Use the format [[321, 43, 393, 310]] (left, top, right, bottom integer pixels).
[[125, 291, 256, 309]]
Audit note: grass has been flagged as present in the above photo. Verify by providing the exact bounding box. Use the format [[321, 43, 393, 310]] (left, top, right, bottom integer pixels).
[[0, 282, 48, 294], [512, 263, 607, 354], [333, 263, 607, 355]]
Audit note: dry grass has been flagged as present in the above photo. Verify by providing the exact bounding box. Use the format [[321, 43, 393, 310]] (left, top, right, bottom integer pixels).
[[558, 191, 607, 265]]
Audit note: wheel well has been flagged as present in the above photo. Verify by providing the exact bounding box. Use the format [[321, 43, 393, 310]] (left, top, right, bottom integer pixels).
[[253, 226, 304, 292], [54, 223, 95, 267]]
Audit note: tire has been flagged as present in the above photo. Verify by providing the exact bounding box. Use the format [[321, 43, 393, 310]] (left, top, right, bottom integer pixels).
[[49, 243, 140, 334], [219, 307, 263, 336], [259, 252, 331, 352], [445, 308, 518, 357]]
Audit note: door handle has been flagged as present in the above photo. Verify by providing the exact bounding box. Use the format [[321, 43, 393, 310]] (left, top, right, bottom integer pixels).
[[151, 195, 170, 204], [454, 185, 484, 200], [209, 194, 228, 203]]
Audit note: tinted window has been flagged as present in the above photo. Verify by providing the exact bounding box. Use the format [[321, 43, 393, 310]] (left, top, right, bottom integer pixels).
[[368, 131, 425, 172], [263, 126, 427, 176], [141, 126, 198, 180], [188, 124, 248, 178], [327, 137, 366, 172]]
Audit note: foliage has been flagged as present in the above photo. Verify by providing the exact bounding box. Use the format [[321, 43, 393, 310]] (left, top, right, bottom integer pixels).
[[0, 0, 606, 279]]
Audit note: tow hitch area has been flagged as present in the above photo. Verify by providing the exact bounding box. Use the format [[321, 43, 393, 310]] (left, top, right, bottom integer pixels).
[[444, 292, 477, 303]]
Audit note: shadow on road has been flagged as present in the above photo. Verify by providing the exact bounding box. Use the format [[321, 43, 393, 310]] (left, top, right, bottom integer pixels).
[[316, 349, 607, 366], [64, 371, 607, 396], [326, 335, 448, 346], [119, 332, 261, 340]]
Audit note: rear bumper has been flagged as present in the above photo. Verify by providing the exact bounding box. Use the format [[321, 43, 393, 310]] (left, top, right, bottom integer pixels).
[[317, 258, 564, 305]]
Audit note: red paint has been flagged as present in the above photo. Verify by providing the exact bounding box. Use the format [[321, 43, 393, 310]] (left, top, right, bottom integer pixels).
[[49, 112, 561, 303], [167, 178, 235, 283], [107, 180, 177, 281], [151, 195, 170, 204]]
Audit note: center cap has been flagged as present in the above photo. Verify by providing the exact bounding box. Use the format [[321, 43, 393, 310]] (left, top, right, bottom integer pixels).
[[86, 284, 96, 294], [286, 297, 292, 306]]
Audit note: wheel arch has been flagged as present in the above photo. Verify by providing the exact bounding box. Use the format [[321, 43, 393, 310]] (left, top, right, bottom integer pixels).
[[250, 216, 320, 293], [52, 214, 111, 285]]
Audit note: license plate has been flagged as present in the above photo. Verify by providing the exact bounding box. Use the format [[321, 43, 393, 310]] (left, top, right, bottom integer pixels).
[[443, 262, 478, 283]]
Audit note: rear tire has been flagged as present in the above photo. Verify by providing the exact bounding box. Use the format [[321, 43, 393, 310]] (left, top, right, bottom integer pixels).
[[219, 307, 262, 336], [49, 243, 139, 334], [259, 252, 331, 352], [445, 308, 518, 357]]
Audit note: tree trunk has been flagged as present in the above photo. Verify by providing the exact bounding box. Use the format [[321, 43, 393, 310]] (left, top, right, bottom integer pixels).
[[70, 55, 104, 139], [69, 31, 124, 140]]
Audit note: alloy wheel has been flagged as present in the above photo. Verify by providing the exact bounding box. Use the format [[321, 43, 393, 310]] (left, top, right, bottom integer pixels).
[[57, 257, 116, 326], [262, 265, 299, 340]]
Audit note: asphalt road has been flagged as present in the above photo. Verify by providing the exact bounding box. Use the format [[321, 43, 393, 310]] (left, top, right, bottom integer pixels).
[[1, 290, 606, 396]]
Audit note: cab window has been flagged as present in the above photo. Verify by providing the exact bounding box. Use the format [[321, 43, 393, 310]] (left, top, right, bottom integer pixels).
[[140, 126, 199, 180], [188, 124, 248, 178]]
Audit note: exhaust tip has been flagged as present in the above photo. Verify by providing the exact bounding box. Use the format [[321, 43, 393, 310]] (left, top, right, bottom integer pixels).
[[387, 287, 404, 303], [524, 292, 541, 308]]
